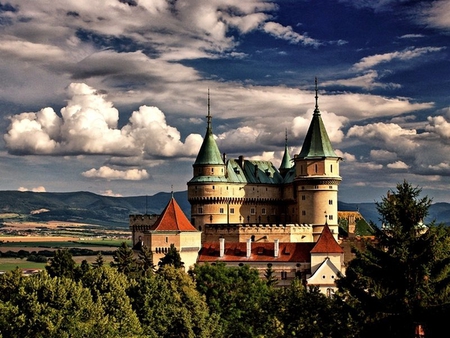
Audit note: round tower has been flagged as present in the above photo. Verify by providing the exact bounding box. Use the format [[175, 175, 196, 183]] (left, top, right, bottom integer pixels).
[[294, 79, 342, 241]]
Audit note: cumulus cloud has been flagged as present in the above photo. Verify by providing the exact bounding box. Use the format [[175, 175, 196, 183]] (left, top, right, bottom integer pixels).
[[420, 0, 450, 30], [370, 149, 398, 161], [4, 83, 203, 158], [82, 166, 149, 181], [387, 161, 409, 169], [18, 186, 47, 193], [426, 115, 450, 139], [335, 149, 356, 162], [353, 46, 445, 71]]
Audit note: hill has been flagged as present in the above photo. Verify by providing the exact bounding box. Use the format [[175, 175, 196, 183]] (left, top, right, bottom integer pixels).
[[0, 190, 190, 228], [0, 190, 448, 229]]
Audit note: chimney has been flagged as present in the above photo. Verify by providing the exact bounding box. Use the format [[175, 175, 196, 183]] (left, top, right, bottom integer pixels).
[[246, 238, 251, 258], [219, 237, 225, 258], [238, 155, 244, 169], [274, 239, 279, 258]]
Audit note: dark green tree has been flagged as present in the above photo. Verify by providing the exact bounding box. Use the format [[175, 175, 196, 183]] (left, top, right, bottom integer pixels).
[[137, 245, 154, 276], [0, 268, 23, 302], [46, 249, 76, 279], [74, 259, 91, 281], [92, 251, 105, 268], [158, 243, 184, 269], [264, 263, 279, 287], [110, 242, 137, 275], [337, 181, 450, 338]]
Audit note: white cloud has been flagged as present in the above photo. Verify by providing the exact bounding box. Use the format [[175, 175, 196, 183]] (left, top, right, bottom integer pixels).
[[262, 22, 320, 47], [18, 186, 47, 193], [4, 83, 203, 158], [353, 47, 445, 71], [101, 190, 123, 197], [370, 149, 397, 161], [426, 115, 450, 139], [420, 1, 450, 30], [387, 161, 409, 169], [322, 71, 401, 90], [335, 149, 356, 162], [82, 166, 149, 181]]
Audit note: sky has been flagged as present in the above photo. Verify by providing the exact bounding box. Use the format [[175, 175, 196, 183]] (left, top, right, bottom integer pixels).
[[0, 0, 449, 203]]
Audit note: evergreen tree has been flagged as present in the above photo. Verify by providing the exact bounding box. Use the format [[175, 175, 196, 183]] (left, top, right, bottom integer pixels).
[[110, 242, 137, 275], [46, 249, 76, 279], [264, 263, 278, 287], [337, 181, 450, 338], [158, 243, 184, 269], [92, 252, 105, 268], [137, 245, 154, 276]]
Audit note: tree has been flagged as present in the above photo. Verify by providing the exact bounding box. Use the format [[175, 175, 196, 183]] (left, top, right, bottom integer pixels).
[[191, 262, 274, 337], [81, 265, 142, 336], [92, 252, 105, 268], [337, 181, 450, 338], [158, 243, 184, 269], [130, 265, 218, 337], [46, 249, 76, 279], [264, 263, 278, 287], [110, 242, 137, 276], [137, 245, 154, 276], [0, 271, 104, 338]]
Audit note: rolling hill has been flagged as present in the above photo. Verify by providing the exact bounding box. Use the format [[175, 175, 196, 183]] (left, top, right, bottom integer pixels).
[[0, 190, 448, 228]]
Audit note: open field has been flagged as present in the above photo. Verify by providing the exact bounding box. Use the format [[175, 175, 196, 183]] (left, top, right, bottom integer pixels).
[[0, 255, 115, 271]]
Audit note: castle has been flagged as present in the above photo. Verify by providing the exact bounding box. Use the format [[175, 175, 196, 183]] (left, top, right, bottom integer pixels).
[[130, 81, 347, 291], [188, 80, 341, 243]]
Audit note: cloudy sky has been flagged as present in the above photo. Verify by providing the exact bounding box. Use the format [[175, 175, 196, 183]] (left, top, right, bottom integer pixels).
[[0, 0, 449, 203]]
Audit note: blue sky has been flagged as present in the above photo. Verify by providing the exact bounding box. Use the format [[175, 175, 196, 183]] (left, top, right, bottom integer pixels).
[[0, 0, 449, 203]]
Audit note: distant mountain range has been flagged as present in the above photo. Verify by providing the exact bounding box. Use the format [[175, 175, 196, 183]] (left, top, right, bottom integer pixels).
[[0, 190, 448, 228]]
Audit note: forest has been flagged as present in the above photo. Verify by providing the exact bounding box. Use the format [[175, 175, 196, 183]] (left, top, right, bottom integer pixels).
[[1, 182, 450, 338]]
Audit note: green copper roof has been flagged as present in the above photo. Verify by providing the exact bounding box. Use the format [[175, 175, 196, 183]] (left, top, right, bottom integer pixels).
[[193, 92, 224, 166], [298, 81, 337, 159], [279, 130, 292, 170], [194, 128, 224, 165]]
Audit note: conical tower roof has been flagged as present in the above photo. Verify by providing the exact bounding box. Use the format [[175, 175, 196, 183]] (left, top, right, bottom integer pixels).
[[279, 129, 292, 171], [150, 196, 197, 232], [194, 90, 224, 165], [298, 79, 338, 159]]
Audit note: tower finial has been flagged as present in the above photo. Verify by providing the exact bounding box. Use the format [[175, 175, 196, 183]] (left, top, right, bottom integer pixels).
[[314, 77, 320, 115], [285, 128, 288, 146], [206, 88, 212, 132]]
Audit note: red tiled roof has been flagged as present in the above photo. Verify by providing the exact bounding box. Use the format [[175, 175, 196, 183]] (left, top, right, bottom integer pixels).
[[310, 223, 343, 254], [197, 242, 315, 263], [150, 197, 197, 232]]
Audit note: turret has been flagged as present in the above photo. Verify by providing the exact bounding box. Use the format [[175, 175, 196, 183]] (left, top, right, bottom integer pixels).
[[279, 129, 293, 177], [294, 79, 342, 240]]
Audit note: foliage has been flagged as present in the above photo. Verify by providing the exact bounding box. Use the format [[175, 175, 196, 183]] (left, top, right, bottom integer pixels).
[[337, 181, 450, 338], [81, 266, 142, 336], [0, 271, 104, 338], [110, 242, 137, 276], [137, 245, 154, 275], [191, 262, 274, 337], [45, 249, 76, 279], [158, 243, 184, 269], [264, 263, 279, 287], [130, 265, 218, 337], [92, 251, 105, 268]]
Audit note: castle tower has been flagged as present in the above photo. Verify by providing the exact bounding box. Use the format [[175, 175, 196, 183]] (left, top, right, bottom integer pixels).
[[294, 79, 342, 240], [188, 90, 227, 232]]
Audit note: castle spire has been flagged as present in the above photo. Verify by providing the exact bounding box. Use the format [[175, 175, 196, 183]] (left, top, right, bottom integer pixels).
[[279, 128, 292, 175], [193, 89, 224, 165], [314, 77, 320, 116], [298, 78, 337, 159]]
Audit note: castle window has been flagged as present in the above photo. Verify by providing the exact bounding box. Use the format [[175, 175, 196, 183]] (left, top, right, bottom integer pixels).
[[250, 208, 256, 215], [212, 186, 215, 189], [230, 208, 235, 214], [329, 200, 333, 205], [302, 195, 306, 200], [219, 208, 224, 214], [330, 164, 333, 172], [314, 185, 319, 189], [315, 164, 318, 173], [281, 271, 288, 280], [261, 208, 266, 215], [198, 207, 203, 214], [302, 210, 306, 216], [329, 186, 333, 189], [211, 168, 214, 173], [165, 237, 168, 243], [329, 215, 334, 220]]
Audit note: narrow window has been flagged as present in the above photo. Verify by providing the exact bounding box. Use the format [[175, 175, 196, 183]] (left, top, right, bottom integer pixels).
[[302, 195, 306, 200], [250, 208, 256, 215], [219, 208, 224, 214], [315, 164, 318, 173], [302, 210, 306, 216], [330, 164, 333, 173], [165, 237, 168, 243], [329, 215, 334, 220], [230, 208, 235, 214], [281, 271, 287, 280], [198, 207, 203, 214], [261, 208, 266, 215], [329, 200, 333, 205]]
